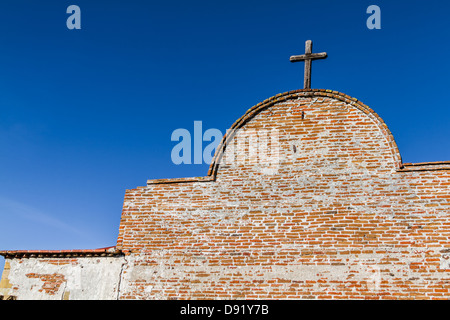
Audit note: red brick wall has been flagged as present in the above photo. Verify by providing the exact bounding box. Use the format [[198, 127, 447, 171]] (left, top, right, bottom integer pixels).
[[117, 90, 450, 299]]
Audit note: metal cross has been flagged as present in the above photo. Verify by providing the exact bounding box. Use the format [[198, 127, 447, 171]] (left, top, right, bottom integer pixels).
[[290, 40, 327, 89]]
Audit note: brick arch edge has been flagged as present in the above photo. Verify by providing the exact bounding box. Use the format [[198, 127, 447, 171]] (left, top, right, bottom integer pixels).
[[207, 89, 403, 178]]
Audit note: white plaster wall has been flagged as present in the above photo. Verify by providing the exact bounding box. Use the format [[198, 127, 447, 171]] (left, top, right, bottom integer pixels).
[[5, 256, 125, 300]]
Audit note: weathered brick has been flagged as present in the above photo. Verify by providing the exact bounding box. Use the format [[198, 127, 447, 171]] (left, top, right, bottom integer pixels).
[[1, 90, 450, 300]]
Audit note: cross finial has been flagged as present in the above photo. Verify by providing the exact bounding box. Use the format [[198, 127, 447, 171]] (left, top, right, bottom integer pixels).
[[290, 40, 327, 89]]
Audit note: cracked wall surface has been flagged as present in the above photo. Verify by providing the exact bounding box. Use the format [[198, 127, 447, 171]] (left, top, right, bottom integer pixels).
[[1, 256, 125, 300]]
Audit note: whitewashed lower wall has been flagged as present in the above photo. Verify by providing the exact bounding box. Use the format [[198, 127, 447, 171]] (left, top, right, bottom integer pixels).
[[1, 256, 125, 300]]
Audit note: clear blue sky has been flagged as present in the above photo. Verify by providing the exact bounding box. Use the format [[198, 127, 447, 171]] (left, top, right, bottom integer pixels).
[[1, 0, 449, 273]]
